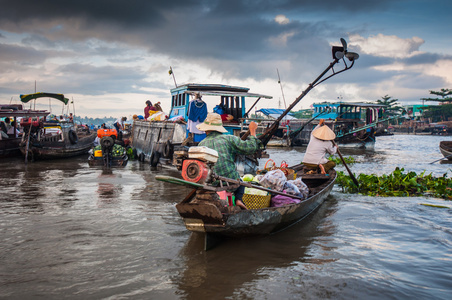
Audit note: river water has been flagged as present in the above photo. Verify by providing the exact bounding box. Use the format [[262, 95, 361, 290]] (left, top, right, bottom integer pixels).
[[1, 135, 451, 299]]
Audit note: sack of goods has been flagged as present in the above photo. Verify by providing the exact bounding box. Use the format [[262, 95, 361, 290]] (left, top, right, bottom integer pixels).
[[258, 169, 287, 192]]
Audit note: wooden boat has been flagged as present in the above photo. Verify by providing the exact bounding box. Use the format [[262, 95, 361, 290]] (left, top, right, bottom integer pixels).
[[18, 93, 97, 160], [156, 164, 336, 249], [88, 137, 129, 167], [289, 102, 401, 149], [88, 152, 128, 167], [439, 141, 452, 160], [131, 83, 272, 171], [0, 104, 49, 158]]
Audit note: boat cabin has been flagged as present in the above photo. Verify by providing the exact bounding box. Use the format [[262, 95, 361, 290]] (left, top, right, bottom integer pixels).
[[169, 83, 272, 136], [313, 102, 384, 124]]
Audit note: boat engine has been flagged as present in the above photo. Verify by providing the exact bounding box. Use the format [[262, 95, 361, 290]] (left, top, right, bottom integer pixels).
[[179, 146, 219, 184], [20, 117, 43, 133], [100, 136, 115, 166], [182, 159, 212, 183]]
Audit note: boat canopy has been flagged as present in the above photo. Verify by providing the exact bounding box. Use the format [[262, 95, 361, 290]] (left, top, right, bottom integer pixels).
[[170, 83, 272, 99], [20, 93, 69, 105], [313, 101, 385, 121], [169, 83, 273, 123], [256, 108, 297, 120], [0, 104, 49, 118]]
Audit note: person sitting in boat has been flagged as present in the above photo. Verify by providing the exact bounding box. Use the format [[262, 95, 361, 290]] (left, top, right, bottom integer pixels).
[[144, 100, 157, 119], [197, 113, 262, 210], [4, 117, 11, 132], [68, 113, 74, 122], [302, 119, 337, 174], [7, 120, 21, 137], [132, 114, 144, 121], [154, 102, 163, 112]]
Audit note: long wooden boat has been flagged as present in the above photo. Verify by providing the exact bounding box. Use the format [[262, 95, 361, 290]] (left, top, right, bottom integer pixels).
[[0, 104, 49, 158], [157, 164, 336, 249], [20, 121, 97, 160], [18, 92, 97, 160], [439, 141, 452, 160]]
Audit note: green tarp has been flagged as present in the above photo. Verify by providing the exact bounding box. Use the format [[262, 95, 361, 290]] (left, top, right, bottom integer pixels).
[[20, 93, 69, 105]]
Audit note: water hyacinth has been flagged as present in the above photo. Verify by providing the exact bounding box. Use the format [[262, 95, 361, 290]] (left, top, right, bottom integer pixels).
[[336, 167, 452, 199]]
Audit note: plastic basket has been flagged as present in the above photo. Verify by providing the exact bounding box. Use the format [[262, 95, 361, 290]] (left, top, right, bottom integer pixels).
[[242, 193, 271, 209]]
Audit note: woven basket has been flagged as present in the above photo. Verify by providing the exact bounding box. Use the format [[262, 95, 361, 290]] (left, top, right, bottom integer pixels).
[[242, 193, 271, 209], [257, 159, 296, 180]]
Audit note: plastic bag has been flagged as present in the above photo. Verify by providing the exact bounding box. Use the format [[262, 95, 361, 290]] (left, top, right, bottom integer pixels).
[[288, 178, 309, 199], [271, 193, 301, 207], [259, 169, 287, 191], [252, 175, 263, 183], [283, 181, 301, 197], [150, 111, 166, 121]]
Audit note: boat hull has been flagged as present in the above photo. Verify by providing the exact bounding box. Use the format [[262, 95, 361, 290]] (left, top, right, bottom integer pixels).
[[88, 154, 129, 167], [439, 141, 452, 160], [0, 137, 22, 158], [176, 169, 336, 238], [20, 130, 97, 160]]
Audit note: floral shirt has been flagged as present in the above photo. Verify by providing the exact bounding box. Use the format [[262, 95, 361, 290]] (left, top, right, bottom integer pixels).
[[198, 131, 262, 180]]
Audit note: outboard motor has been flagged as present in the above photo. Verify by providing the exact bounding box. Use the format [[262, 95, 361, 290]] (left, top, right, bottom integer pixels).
[[181, 146, 218, 184], [100, 136, 115, 167]]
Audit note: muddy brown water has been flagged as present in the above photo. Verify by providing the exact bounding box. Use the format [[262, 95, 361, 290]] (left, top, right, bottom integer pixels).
[[1, 135, 451, 299]]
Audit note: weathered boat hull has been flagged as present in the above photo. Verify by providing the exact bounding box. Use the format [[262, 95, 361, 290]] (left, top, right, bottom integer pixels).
[[88, 154, 129, 167], [1, 104, 49, 158], [0, 137, 22, 158], [439, 141, 452, 160], [131, 120, 186, 163], [176, 169, 336, 238], [21, 131, 97, 160]]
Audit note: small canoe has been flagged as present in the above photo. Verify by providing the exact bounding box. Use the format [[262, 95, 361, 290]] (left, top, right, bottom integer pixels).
[[156, 164, 336, 250], [439, 141, 452, 160]]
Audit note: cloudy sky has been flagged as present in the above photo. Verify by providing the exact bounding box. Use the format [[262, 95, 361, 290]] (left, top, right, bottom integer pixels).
[[1, 0, 451, 118]]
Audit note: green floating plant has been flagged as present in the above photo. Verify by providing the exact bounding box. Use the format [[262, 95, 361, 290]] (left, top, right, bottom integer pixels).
[[329, 155, 356, 165], [336, 167, 452, 199]]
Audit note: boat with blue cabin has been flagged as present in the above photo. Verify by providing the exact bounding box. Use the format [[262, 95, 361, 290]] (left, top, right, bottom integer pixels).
[[290, 101, 386, 149], [131, 83, 272, 171]]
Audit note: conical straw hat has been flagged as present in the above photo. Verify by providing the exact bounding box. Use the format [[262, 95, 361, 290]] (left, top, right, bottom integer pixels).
[[312, 125, 336, 141]]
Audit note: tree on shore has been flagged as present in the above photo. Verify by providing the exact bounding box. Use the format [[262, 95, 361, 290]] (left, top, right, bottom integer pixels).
[[375, 95, 404, 125], [422, 104, 452, 122], [420, 88, 452, 104], [420, 89, 452, 122]]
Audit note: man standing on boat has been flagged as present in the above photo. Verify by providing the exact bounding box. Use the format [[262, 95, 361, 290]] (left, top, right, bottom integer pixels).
[[114, 117, 127, 132], [302, 119, 337, 174], [197, 113, 261, 210]]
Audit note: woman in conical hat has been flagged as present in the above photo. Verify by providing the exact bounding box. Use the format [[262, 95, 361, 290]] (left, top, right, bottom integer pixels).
[[302, 119, 337, 174]]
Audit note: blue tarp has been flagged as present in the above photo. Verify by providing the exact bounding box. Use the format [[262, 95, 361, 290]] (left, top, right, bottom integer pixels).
[[256, 108, 297, 120], [256, 108, 293, 116]]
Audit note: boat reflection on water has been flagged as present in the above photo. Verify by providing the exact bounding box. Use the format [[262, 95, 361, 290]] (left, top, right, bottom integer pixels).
[[175, 195, 339, 299]]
